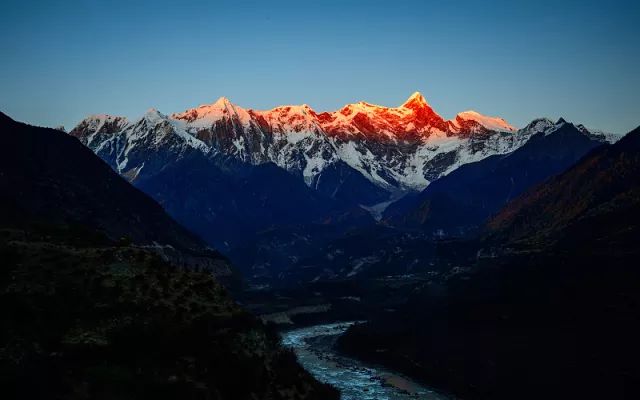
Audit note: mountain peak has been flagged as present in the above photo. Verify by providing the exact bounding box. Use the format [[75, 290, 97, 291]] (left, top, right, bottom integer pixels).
[[70, 114, 129, 142], [455, 110, 516, 132], [401, 91, 429, 109], [142, 108, 166, 122], [213, 96, 232, 108]]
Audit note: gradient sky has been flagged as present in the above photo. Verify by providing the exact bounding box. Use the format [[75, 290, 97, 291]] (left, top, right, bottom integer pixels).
[[1, 0, 639, 133]]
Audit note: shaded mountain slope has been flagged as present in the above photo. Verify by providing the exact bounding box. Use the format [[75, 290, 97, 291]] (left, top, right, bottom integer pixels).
[[385, 121, 606, 236], [487, 125, 640, 249], [133, 152, 374, 252], [309, 160, 390, 205], [0, 112, 231, 275]]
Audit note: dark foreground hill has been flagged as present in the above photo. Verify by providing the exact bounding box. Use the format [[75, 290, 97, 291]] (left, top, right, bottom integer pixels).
[[338, 127, 640, 399], [0, 234, 337, 400], [0, 112, 233, 278], [0, 113, 338, 400]]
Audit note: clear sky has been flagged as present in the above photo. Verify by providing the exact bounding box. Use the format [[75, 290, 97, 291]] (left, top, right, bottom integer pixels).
[[1, 0, 638, 133]]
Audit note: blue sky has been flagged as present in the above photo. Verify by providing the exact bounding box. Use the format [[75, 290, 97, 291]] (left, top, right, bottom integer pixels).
[[1, 0, 639, 133]]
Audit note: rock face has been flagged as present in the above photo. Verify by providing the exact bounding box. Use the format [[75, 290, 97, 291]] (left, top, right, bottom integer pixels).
[[70, 92, 533, 203]]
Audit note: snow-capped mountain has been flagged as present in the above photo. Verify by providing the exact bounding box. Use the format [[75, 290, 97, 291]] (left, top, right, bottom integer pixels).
[[70, 93, 615, 204], [68, 95, 621, 281], [70, 93, 512, 196]]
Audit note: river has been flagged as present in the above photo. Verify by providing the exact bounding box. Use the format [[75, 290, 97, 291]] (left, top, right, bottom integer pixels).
[[281, 322, 450, 400]]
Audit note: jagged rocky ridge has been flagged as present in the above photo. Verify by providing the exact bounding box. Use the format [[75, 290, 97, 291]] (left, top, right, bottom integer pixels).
[[68, 95, 619, 280], [70, 93, 562, 203]]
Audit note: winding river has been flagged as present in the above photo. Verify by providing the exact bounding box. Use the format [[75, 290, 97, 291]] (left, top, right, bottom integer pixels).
[[281, 322, 450, 400]]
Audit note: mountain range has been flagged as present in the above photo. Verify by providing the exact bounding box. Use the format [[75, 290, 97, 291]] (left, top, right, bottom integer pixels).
[[68, 93, 620, 282], [69, 92, 555, 198]]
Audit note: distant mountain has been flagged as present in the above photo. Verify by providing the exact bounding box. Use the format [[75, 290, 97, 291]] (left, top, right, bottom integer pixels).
[[384, 119, 609, 236], [69, 107, 376, 251], [247, 119, 620, 283], [0, 112, 232, 277], [70, 92, 536, 204], [69, 96, 618, 283], [337, 125, 640, 400], [134, 152, 370, 249]]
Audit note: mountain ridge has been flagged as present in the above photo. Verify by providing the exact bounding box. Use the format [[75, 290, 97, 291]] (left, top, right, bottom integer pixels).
[[383, 119, 611, 235], [71, 92, 539, 196]]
